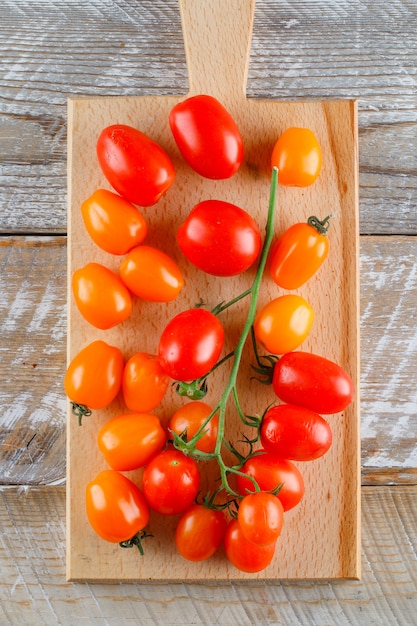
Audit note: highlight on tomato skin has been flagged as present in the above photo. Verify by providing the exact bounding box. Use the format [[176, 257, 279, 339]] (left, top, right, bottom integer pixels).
[[271, 127, 322, 187]]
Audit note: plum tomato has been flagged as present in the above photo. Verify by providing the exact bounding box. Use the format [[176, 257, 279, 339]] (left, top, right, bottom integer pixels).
[[122, 352, 170, 413], [175, 504, 227, 562], [271, 127, 322, 187], [169, 401, 219, 453], [237, 492, 284, 546], [224, 518, 276, 573]]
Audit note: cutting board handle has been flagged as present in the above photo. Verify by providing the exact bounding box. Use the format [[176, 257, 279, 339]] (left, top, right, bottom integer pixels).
[[178, 0, 256, 102]]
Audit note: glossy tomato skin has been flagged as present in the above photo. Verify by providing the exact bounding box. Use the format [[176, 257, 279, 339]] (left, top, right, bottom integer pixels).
[[224, 518, 276, 573], [169, 94, 243, 179], [271, 127, 322, 187], [142, 448, 200, 515], [64, 340, 124, 410], [169, 401, 219, 453], [254, 295, 314, 355], [273, 351, 354, 414], [236, 451, 305, 512], [177, 200, 261, 277], [238, 492, 284, 546], [122, 352, 170, 413], [72, 262, 132, 329], [97, 413, 167, 471], [81, 189, 147, 255], [158, 308, 224, 381], [119, 245, 184, 302], [175, 504, 227, 562], [86, 470, 149, 543], [260, 404, 332, 461], [96, 124, 175, 206]]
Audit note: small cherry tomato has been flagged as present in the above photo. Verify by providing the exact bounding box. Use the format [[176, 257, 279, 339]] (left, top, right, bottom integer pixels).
[[119, 245, 184, 302], [271, 127, 322, 187], [122, 352, 170, 413], [238, 492, 284, 546], [96, 124, 175, 206], [272, 351, 354, 414], [254, 294, 314, 355], [270, 216, 330, 289], [175, 504, 227, 562], [158, 308, 224, 382], [260, 404, 332, 461], [224, 518, 276, 573], [142, 448, 200, 515], [177, 200, 262, 276], [72, 262, 132, 329], [169, 401, 219, 453], [169, 94, 243, 179], [81, 189, 147, 255], [86, 470, 149, 543]]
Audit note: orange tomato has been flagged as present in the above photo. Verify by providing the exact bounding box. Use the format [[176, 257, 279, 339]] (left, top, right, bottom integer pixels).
[[224, 518, 276, 573], [122, 352, 170, 413], [238, 492, 284, 546], [271, 127, 322, 187], [169, 401, 219, 453]]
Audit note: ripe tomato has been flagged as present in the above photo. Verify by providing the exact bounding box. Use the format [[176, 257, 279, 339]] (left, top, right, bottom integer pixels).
[[169, 401, 219, 453], [177, 200, 262, 276], [260, 404, 332, 461], [158, 308, 224, 382], [122, 352, 170, 413], [271, 127, 322, 187], [97, 413, 167, 472], [72, 262, 132, 329], [142, 448, 200, 515], [81, 188, 147, 255], [238, 492, 284, 546], [96, 124, 175, 206], [86, 470, 149, 543], [119, 245, 184, 302], [169, 94, 243, 179], [236, 451, 305, 512], [175, 504, 227, 562], [64, 340, 123, 411], [269, 216, 330, 289], [254, 294, 314, 355], [273, 351, 354, 414], [224, 518, 276, 573]]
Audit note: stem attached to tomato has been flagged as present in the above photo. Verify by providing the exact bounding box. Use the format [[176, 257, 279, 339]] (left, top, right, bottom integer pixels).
[[71, 402, 92, 426], [307, 214, 332, 235]]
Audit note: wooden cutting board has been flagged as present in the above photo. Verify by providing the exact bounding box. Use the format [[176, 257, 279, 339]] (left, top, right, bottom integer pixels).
[[67, 0, 360, 581]]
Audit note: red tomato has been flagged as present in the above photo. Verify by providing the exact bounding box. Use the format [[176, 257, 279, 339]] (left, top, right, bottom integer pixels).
[[86, 470, 149, 543], [254, 295, 314, 355], [224, 518, 276, 573], [169, 94, 243, 179], [142, 448, 200, 515], [119, 245, 184, 302], [175, 504, 227, 562], [81, 189, 147, 255], [271, 127, 322, 187], [236, 451, 305, 512], [273, 351, 354, 414], [260, 404, 332, 461], [238, 492, 284, 546], [177, 200, 261, 276], [158, 308, 224, 381], [122, 352, 170, 413], [169, 401, 219, 453], [96, 124, 175, 206], [72, 262, 132, 329], [97, 413, 167, 471]]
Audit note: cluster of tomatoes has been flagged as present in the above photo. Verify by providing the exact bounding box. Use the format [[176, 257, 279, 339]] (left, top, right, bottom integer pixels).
[[65, 94, 354, 574]]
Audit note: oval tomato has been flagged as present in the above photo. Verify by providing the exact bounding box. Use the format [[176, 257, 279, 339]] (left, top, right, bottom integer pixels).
[[254, 295, 314, 355], [119, 245, 184, 302], [236, 451, 305, 512], [271, 127, 322, 187], [177, 200, 261, 276], [260, 404, 332, 461], [122, 352, 170, 413], [86, 470, 149, 543], [142, 448, 200, 515], [158, 308, 224, 382], [238, 492, 284, 546], [72, 262, 132, 329], [224, 518, 276, 573], [175, 504, 227, 562], [97, 413, 167, 472], [96, 124, 175, 206], [81, 188, 147, 255], [169, 94, 243, 179], [169, 401, 219, 453], [273, 351, 354, 414]]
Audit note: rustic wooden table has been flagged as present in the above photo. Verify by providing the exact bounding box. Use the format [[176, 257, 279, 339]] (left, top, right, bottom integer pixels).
[[1, 0, 416, 623]]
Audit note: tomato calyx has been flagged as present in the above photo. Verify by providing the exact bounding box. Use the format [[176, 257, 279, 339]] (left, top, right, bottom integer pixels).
[[249, 327, 279, 385], [119, 528, 153, 556], [307, 214, 332, 235], [71, 402, 92, 426]]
